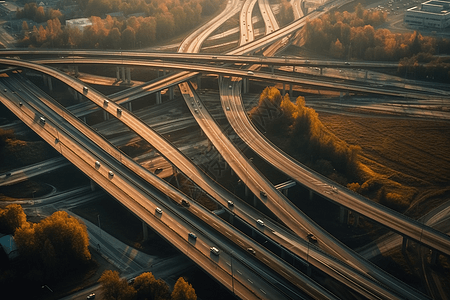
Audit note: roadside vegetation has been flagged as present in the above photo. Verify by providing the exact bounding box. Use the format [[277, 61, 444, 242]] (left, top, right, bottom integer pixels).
[[99, 270, 197, 300], [17, 0, 224, 49], [0, 128, 57, 174], [0, 205, 95, 299], [250, 87, 361, 182], [296, 4, 450, 81]]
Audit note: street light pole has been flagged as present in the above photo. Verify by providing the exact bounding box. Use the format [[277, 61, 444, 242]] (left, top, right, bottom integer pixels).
[[98, 214, 102, 237], [42, 285, 53, 292]]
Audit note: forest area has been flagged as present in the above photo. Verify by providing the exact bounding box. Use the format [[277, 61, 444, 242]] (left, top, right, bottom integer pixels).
[[17, 0, 224, 49], [298, 4, 450, 81]]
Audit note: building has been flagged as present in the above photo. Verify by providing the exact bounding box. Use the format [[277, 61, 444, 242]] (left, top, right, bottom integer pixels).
[[65, 18, 92, 31], [404, 0, 450, 29], [0, 234, 19, 260]]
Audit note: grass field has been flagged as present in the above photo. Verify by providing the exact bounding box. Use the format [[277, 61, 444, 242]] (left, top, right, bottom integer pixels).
[[318, 112, 450, 217]]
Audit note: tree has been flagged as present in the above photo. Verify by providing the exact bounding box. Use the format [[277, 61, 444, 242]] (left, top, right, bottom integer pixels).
[[99, 270, 136, 300], [171, 277, 197, 300], [14, 211, 91, 277], [0, 204, 27, 235], [133, 272, 156, 300]]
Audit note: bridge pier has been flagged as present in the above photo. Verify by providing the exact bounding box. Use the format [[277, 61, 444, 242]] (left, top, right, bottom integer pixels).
[[116, 67, 120, 81], [90, 179, 96, 191], [309, 190, 313, 200], [103, 110, 109, 120], [339, 206, 349, 224], [319, 67, 323, 75], [197, 75, 202, 90], [229, 214, 234, 225], [169, 86, 174, 100], [245, 185, 249, 197], [353, 213, 360, 227], [78, 93, 83, 102], [253, 195, 258, 207], [126, 68, 131, 84], [121, 67, 126, 82], [401, 236, 408, 254], [156, 92, 162, 104], [271, 65, 274, 74], [289, 84, 293, 97], [430, 249, 439, 265], [282, 188, 288, 196], [365, 70, 368, 80], [282, 83, 285, 95], [142, 222, 148, 241], [126, 102, 132, 112]]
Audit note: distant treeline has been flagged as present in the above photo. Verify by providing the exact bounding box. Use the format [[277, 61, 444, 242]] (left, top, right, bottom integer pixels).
[[298, 3, 450, 81], [18, 0, 223, 49]]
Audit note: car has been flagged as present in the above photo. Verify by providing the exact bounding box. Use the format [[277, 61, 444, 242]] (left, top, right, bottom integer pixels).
[[108, 171, 114, 177], [257, 219, 264, 226], [226, 106, 230, 111], [228, 85, 232, 89], [181, 199, 190, 207], [305, 60, 309, 63], [154, 168, 163, 175], [345, 61, 350, 65], [104, 99, 109, 106], [191, 102, 195, 106], [128, 278, 135, 284], [210, 247, 220, 255], [4, 88, 6, 92], [227, 200, 234, 207], [39, 117, 46, 124], [247, 247, 256, 255], [87, 293, 95, 299], [95, 161, 101, 168], [188, 232, 197, 239], [83, 86, 88, 93], [117, 108, 122, 114], [194, 108, 199, 113], [307, 233, 318, 243], [247, 71, 254, 75], [212, 56, 217, 59], [260, 191, 267, 198], [19, 102, 23, 106], [156, 207, 162, 214], [5, 172, 11, 177]]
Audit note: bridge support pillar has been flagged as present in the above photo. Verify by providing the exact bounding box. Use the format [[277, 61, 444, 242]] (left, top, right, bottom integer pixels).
[[103, 110, 109, 121], [271, 65, 274, 74], [74, 66, 79, 76], [90, 179, 96, 191], [251, 228, 257, 238], [401, 236, 408, 254], [292, 65, 295, 73], [197, 75, 201, 90], [229, 214, 234, 225], [339, 206, 349, 224], [353, 213, 360, 227], [430, 250, 439, 265], [126, 68, 131, 84], [82, 116, 87, 123], [121, 67, 126, 82], [142, 222, 148, 241], [163, 69, 167, 76], [282, 188, 288, 196], [365, 70, 368, 80], [245, 185, 249, 197], [253, 195, 258, 207], [289, 84, 293, 97], [309, 190, 313, 201], [126, 101, 132, 112], [320, 67, 323, 75], [78, 93, 83, 102], [282, 83, 285, 95], [156, 92, 162, 104], [116, 67, 120, 81], [169, 86, 174, 100], [47, 76, 53, 91]]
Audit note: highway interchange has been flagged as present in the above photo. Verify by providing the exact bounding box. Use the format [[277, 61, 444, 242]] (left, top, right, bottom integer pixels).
[[1, 0, 449, 299]]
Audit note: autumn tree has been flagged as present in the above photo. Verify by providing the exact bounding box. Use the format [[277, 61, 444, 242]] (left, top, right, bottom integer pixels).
[[99, 270, 136, 300], [14, 211, 91, 278], [171, 277, 197, 300], [0, 204, 27, 235]]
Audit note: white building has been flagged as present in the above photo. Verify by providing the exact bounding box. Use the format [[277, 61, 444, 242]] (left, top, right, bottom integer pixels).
[[404, 0, 450, 29], [65, 18, 92, 31]]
